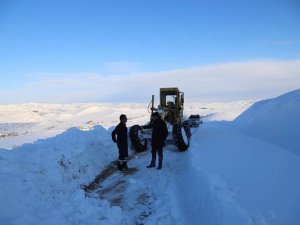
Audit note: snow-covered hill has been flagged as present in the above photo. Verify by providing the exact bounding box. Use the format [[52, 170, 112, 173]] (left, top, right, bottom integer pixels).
[[0, 91, 300, 225], [234, 89, 300, 155]]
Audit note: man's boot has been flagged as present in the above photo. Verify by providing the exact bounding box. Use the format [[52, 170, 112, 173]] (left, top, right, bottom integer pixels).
[[147, 160, 155, 168], [117, 161, 123, 171], [123, 161, 129, 170], [157, 158, 163, 170]]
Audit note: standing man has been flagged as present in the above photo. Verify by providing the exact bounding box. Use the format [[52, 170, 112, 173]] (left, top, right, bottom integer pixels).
[[112, 114, 128, 171], [142, 112, 169, 170]]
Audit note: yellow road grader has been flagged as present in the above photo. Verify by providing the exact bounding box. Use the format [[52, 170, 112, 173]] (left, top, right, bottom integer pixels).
[[129, 87, 200, 152]]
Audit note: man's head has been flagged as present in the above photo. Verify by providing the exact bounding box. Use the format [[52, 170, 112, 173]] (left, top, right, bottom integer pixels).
[[120, 114, 127, 123], [152, 112, 160, 120]]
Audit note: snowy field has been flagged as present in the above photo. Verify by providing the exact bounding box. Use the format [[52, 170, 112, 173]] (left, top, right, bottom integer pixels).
[[1, 90, 300, 225], [0, 101, 252, 149]]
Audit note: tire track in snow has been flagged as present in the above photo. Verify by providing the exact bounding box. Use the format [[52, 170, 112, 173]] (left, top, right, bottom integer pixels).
[[84, 152, 159, 224]]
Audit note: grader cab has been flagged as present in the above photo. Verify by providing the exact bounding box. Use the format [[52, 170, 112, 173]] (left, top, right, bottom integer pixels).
[[155, 87, 184, 125], [129, 87, 198, 152]]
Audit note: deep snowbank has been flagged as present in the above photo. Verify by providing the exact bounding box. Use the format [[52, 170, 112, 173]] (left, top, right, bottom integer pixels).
[[188, 89, 300, 225], [234, 89, 300, 155], [0, 126, 121, 225], [189, 122, 300, 225]]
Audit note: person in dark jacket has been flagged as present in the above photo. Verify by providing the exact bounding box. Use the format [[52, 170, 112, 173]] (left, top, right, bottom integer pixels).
[[111, 114, 128, 171], [142, 112, 169, 170]]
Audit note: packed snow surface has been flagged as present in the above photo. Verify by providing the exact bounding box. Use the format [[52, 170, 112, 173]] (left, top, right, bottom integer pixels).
[[0, 91, 300, 225]]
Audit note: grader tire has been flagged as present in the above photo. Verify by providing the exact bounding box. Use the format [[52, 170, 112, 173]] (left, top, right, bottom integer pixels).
[[129, 125, 147, 152], [183, 121, 192, 138], [173, 123, 190, 151]]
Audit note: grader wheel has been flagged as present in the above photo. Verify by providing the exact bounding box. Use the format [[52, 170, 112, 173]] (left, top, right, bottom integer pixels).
[[129, 125, 147, 152], [173, 123, 191, 151]]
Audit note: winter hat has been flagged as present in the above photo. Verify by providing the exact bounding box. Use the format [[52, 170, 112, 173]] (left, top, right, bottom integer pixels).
[[120, 114, 127, 121]]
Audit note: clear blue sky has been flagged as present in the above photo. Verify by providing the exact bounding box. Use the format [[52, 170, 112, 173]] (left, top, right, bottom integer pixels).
[[1, 0, 300, 103]]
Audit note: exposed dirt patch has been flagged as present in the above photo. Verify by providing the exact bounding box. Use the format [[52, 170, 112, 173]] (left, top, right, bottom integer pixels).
[[83, 154, 138, 193]]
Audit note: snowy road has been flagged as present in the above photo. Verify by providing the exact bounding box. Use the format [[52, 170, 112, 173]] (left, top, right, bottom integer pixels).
[[83, 126, 249, 225], [85, 149, 184, 225]]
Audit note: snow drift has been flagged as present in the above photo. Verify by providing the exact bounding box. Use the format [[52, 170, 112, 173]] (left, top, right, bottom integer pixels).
[[234, 89, 300, 155], [0, 126, 121, 225]]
